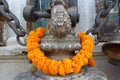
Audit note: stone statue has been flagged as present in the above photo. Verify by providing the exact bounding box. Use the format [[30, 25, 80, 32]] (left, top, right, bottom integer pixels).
[[14, 0, 108, 80]]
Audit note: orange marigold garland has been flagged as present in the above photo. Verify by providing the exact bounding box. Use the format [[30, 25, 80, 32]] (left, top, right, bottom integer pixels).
[[26, 27, 95, 76]]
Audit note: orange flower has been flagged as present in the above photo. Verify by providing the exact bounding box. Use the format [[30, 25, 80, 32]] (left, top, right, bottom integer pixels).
[[48, 60, 58, 75], [42, 58, 51, 74], [89, 57, 96, 67], [62, 58, 73, 74], [36, 27, 48, 37], [26, 37, 40, 43], [79, 50, 92, 58], [26, 27, 95, 76], [37, 57, 47, 70], [72, 61, 81, 73], [58, 61, 65, 76], [26, 42, 39, 51]]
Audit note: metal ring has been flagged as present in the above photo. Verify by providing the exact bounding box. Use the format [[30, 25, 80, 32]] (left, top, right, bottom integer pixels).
[[86, 24, 96, 35], [86, 28, 95, 35], [16, 35, 26, 46]]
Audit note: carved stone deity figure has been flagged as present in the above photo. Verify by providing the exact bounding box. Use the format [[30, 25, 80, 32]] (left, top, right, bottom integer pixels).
[[40, 0, 81, 60]]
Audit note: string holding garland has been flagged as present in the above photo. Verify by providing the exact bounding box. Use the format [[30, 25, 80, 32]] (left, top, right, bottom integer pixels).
[[26, 27, 95, 76]]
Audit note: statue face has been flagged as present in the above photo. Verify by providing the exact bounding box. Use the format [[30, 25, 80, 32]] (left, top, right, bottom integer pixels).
[[52, 5, 68, 27], [49, 5, 72, 38]]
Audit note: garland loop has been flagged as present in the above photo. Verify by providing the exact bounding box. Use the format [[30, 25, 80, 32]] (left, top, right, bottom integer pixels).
[[26, 27, 95, 76]]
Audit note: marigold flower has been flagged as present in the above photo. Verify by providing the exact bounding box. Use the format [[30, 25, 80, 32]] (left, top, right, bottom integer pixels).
[[26, 27, 95, 76], [89, 57, 96, 66], [36, 27, 46, 37], [48, 60, 58, 75], [58, 63, 65, 76], [26, 42, 39, 51], [62, 58, 73, 74]]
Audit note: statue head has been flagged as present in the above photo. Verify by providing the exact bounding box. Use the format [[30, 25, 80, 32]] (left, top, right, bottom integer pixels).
[[48, 4, 72, 38]]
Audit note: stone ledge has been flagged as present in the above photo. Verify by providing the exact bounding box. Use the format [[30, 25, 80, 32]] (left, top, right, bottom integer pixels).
[[0, 37, 26, 55], [0, 37, 106, 56], [0, 55, 108, 62]]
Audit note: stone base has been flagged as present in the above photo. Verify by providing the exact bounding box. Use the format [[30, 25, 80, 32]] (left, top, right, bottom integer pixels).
[[40, 35, 81, 51], [0, 37, 26, 55], [14, 67, 108, 80]]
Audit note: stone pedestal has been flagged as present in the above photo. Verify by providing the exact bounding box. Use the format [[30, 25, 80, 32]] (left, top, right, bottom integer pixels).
[[14, 67, 108, 80]]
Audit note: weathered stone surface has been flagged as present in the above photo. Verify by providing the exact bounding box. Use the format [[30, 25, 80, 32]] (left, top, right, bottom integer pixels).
[[0, 37, 26, 55], [0, 56, 120, 80], [14, 67, 108, 80], [0, 60, 32, 80]]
